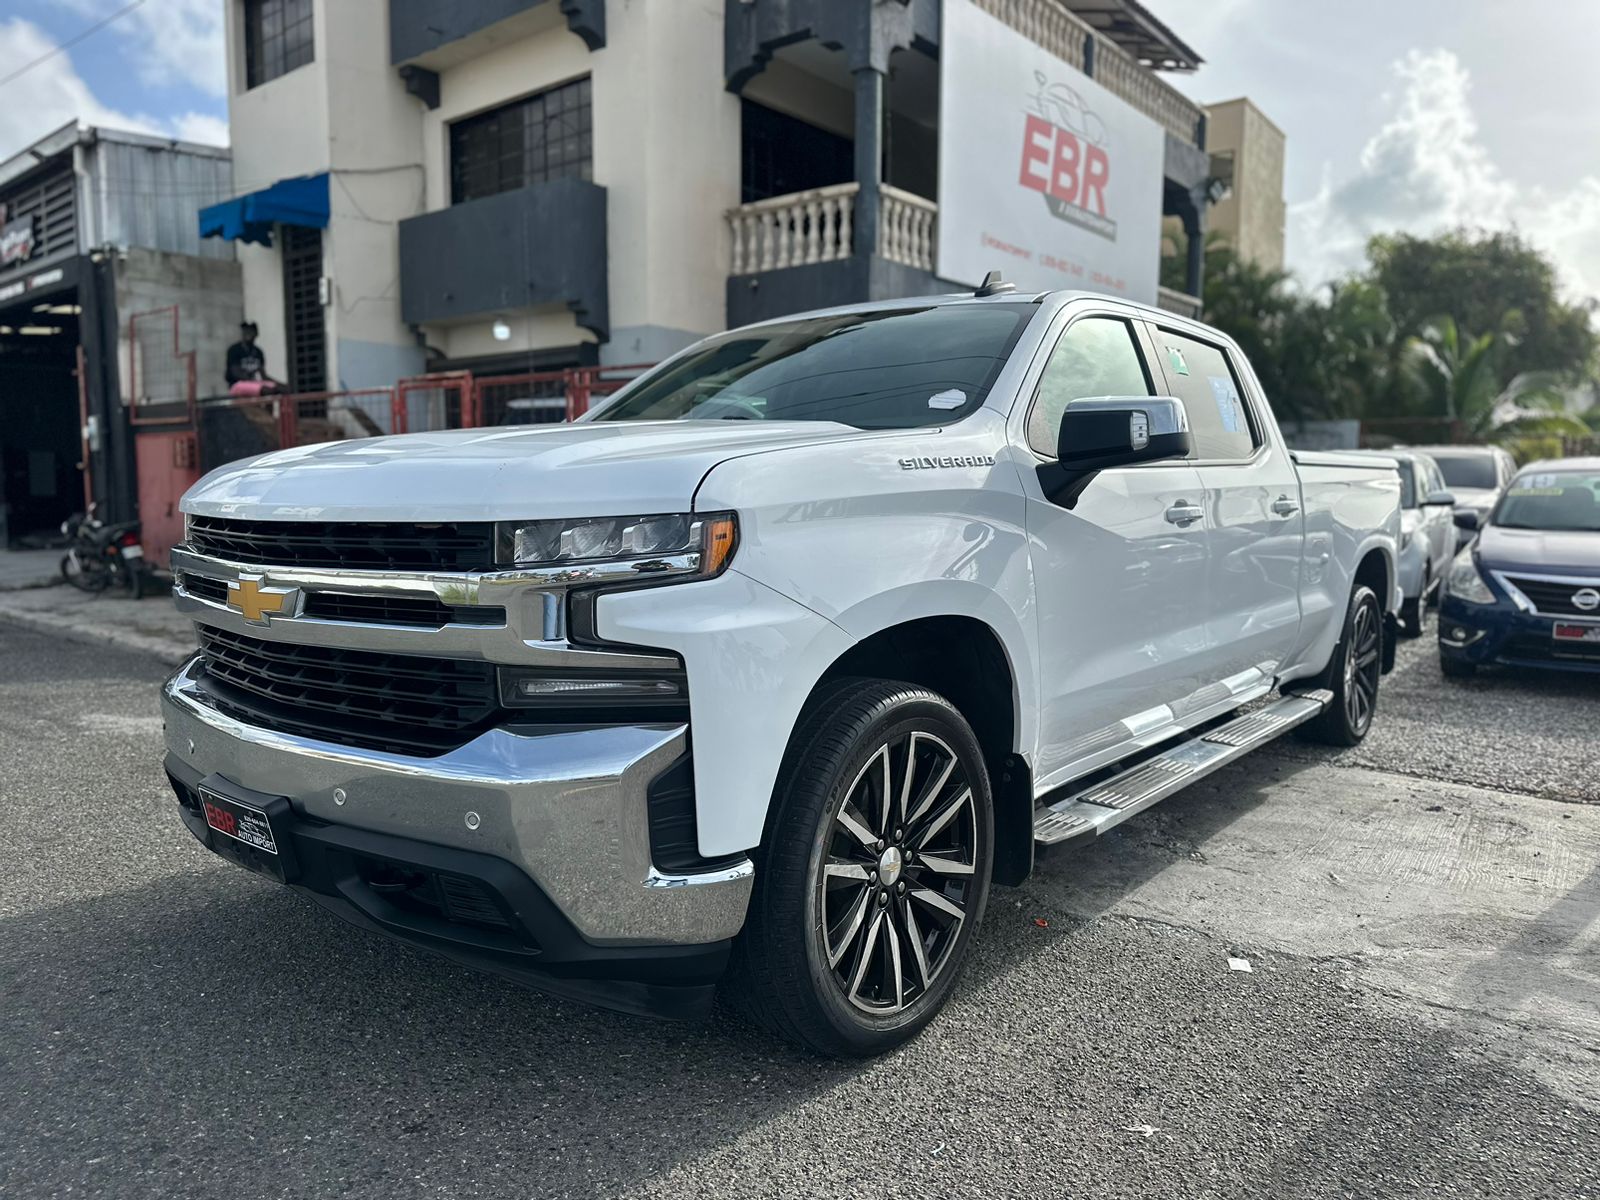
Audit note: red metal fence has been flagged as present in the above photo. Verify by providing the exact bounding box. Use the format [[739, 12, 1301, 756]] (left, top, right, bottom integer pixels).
[[128, 305, 196, 426]]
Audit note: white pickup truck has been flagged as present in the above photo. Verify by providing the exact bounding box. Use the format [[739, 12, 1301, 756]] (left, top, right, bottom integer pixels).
[[162, 282, 1401, 1057]]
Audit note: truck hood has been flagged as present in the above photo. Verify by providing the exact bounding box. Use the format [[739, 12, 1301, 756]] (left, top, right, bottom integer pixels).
[[1476, 525, 1600, 575], [183, 421, 879, 522]]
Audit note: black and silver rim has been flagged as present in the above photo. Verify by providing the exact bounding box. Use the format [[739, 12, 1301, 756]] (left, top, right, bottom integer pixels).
[[816, 731, 977, 1016], [1343, 599, 1381, 734]]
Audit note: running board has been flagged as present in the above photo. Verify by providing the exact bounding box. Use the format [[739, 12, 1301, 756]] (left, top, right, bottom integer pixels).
[[1033, 689, 1334, 846]]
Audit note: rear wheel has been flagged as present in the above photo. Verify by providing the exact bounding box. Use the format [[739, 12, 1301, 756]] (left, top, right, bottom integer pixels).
[[1297, 584, 1383, 746], [728, 679, 993, 1058]]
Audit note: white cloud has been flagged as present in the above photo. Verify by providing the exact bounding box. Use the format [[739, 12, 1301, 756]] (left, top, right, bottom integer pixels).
[[60, 0, 226, 98], [0, 17, 160, 156], [1289, 49, 1600, 303], [0, 18, 228, 160], [171, 111, 229, 146]]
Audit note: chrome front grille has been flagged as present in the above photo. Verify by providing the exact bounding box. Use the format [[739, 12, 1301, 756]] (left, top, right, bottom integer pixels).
[[194, 626, 500, 756], [1501, 575, 1600, 618], [186, 515, 497, 572]]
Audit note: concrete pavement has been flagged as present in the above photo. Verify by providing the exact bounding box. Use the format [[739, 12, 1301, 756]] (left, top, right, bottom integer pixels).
[[0, 622, 1596, 1199]]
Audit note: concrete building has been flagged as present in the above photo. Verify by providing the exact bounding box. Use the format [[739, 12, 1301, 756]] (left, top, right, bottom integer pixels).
[[1203, 96, 1286, 272], [204, 0, 1218, 389], [0, 124, 237, 550]]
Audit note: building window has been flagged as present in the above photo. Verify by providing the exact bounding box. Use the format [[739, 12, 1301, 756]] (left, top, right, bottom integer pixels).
[[740, 100, 853, 204], [244, 0, 314, 90], [450, 77, 592, 205]]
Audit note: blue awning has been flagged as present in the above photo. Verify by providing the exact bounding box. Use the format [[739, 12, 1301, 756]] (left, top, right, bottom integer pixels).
[[198, 173, 329, 246]]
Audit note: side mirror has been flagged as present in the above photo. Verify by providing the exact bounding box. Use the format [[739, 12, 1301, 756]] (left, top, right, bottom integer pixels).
[[1453, 509, 1480, 532], [1037, 396, 1192, 506], [1425, 490, 1456, 507]]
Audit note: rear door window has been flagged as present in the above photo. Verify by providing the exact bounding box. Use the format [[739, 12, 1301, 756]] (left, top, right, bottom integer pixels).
[[1148, 329, 1260, 461], [1026, 316, 1153, 456]]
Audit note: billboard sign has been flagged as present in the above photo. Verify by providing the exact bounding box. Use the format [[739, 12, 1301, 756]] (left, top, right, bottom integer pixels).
[[0, 204, 36, 267], [937, 0, 1165, 303]]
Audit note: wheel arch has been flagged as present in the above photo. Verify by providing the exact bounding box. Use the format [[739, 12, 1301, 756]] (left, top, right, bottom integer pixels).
[[802, 613, 1036, 888]]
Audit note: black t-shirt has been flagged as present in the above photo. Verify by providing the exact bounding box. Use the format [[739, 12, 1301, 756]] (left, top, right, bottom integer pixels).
[[226, 340, 266, 384]]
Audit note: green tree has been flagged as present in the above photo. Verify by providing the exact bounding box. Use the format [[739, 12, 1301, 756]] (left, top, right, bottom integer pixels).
[[1369, 229, 1598, 384]]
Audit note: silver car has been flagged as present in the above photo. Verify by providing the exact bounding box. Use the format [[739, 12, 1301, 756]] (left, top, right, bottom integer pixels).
[[1409, 445, 1518, 540], [1352, 450, 1458, 636]]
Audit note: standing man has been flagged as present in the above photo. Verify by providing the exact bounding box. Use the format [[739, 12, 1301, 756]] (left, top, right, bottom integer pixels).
[[225, 321, 285, 396]]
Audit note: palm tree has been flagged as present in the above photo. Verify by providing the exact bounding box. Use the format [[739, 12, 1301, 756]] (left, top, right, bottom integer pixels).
[[1404, 315, 1588, 441]]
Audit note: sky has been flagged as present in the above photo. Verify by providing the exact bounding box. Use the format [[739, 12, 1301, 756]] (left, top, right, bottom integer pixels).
[[1155, 0, 1600, 301], [0, 0, 1595, 304]]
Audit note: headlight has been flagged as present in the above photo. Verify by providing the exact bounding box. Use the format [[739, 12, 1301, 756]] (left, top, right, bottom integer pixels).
[[1443, 548, 1494, 604], [497, 512, 737, 580]]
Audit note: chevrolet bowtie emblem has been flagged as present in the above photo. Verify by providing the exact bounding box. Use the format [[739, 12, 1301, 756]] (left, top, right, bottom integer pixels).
[[226, 576, 299, 624]]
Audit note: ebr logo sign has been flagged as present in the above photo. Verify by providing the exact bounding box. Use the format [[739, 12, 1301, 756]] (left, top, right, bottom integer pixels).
[[1017, 77, 1117, 242]]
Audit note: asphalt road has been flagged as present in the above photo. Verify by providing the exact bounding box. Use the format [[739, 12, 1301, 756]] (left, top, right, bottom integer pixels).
[[2, 621, 1597, 1200]]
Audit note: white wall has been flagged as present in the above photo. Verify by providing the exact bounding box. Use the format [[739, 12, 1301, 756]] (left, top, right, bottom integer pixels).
[[418, 0, 741, 364], [224, 0, 426, 390], [226, 0, 744, 380]]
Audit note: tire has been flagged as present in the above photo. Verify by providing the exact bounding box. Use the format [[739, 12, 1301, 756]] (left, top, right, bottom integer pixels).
[[60, 551, 110, 593], [1440, 654, 1476, 680], [727, 678, 994, 1058], [1399, 590, 1428, 639], [1297, 584, 1383, 747]]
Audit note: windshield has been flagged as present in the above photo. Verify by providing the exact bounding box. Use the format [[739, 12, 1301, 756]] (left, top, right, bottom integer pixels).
[[1491, 470, 1600, 532], [1428, 452, 1498, 490], [590, 304, 1036, 429]]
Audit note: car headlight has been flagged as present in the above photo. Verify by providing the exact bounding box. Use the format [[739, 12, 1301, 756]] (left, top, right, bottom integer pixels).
[[496, 512, 737, 580], [1443, 548, 1494, 604]]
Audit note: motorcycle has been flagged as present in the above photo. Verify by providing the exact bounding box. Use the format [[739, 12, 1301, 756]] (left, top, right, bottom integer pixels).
[[59, 512, 150, 599]]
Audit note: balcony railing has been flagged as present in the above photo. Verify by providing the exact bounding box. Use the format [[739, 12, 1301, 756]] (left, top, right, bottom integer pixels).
[[879, 185, 938, 272], [972, 0, 1205, 145], [726, 182, 939, 275], [727, 182, 858, 273]]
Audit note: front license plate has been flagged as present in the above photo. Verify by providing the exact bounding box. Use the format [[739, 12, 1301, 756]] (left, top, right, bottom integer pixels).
[[199, 785, 290, 882], [1553, 623, 1600, 642]]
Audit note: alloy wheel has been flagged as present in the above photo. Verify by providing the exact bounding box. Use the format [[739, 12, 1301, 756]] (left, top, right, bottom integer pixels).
[[1343, 599, 1381, 734], [817, 731, 978, 1015]]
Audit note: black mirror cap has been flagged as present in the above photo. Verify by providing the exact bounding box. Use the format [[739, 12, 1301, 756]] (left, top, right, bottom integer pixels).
[[1424, 490, 1456, 506], [1039, 396, 1192, 506], [1453, 508, 1481, 531]]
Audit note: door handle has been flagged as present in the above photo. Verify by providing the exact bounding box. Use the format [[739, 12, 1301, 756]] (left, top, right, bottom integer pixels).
[[1271, 495, 1300, 517], [1164, 502, 1204, 526]]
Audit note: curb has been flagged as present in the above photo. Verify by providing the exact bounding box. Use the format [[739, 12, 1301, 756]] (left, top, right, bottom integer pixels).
[[0, 606, 193, 665]]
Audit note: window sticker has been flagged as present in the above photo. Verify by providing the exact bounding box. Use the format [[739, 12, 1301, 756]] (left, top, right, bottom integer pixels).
[[1166, 346, 1190, 375], [1208, 375, 1245, 434], [1526, 473, 1558, 489], [927, 388, 967, 410]]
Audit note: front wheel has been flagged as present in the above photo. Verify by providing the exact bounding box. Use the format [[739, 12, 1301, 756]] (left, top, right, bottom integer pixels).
[[728, 679, 994, 1057], [1297, 583, 1383, 746], [60, 550, 110, 593]]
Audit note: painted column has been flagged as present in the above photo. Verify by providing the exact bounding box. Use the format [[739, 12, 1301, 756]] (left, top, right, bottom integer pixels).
[[853, 65, 884, 259]]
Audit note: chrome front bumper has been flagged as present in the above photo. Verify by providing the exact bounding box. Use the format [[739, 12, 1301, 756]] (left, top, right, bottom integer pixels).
[[161, 657, 753, 947]]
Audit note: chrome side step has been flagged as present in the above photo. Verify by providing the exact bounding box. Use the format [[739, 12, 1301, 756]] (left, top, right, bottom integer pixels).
[[1033, 689, 1333, 846]]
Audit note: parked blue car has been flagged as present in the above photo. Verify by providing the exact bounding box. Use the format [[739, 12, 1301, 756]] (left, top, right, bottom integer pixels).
[[1439, 458, 1600, 677]]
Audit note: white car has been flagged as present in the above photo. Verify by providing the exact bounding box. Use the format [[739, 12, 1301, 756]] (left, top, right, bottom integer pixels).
[[161, 283, 1402, 1057], [1350, 449, 1458, 636]]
